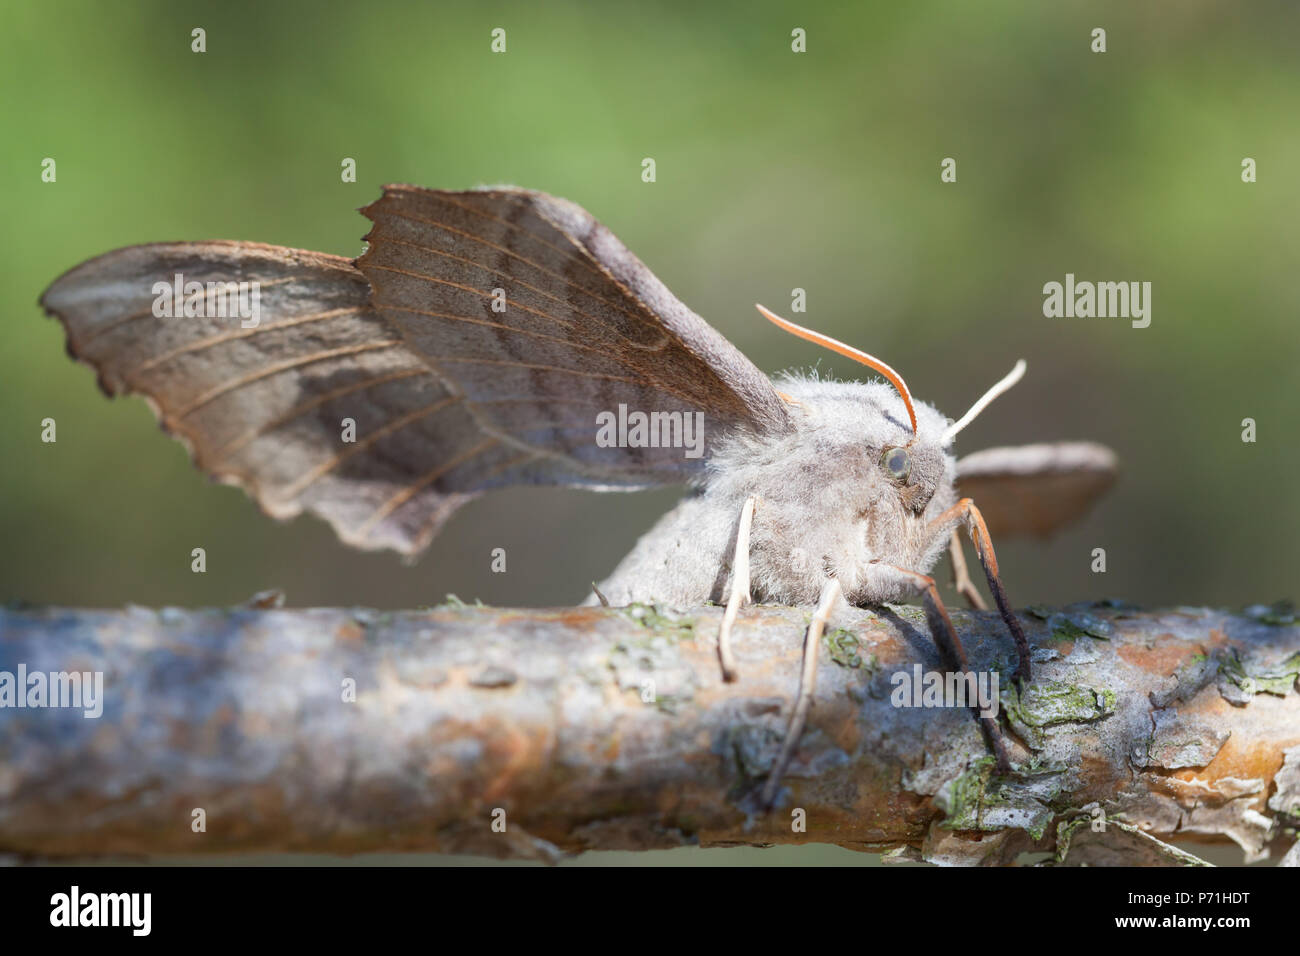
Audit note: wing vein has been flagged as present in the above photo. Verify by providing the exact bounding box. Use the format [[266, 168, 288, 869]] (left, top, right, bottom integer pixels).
[[370, 209, 663, 333], [127, 306, 369, 380], [373, 301, 702, 409], [172, 341, 403, 419], [393, 191, 610, 284], [79, 275, 305, 344], [373, 234, 655, 331], [213, 366, 432, 462], [358, 437, 499, 539], [278, 394, 464, 500]]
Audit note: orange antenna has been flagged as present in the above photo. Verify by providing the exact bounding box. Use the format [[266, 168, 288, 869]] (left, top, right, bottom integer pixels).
[[756, 304, 917, 435]]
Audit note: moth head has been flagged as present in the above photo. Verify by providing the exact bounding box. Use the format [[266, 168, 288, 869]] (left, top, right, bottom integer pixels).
[[755, 305, 935, 522], [875, 355, 1028, 515], [756, 305, 1026, 519]]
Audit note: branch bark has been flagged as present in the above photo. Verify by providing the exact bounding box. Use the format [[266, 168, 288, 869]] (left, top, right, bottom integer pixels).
[[1, 600, 1297, 865]]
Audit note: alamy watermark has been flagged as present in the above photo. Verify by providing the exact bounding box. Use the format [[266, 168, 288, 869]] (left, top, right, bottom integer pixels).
[[50, 886, 150, 936], [0, 664, 103, 718], [890, 664, 1000, 718], [151, 273, 261, 328], [1042, 273, 1151, 328], [595, 404, 705, 459]]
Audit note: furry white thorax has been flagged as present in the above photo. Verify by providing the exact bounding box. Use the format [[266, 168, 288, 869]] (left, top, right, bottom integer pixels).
[[591, 373, 959, 607]]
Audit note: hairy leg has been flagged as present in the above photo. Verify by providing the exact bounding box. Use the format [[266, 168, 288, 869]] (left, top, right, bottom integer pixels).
[[716, 495, 758, 682], [872, 562, 1013, 772], [948, 529, 988, 611], [761, 577, 842, 808], [929, 498, 1032, 684]]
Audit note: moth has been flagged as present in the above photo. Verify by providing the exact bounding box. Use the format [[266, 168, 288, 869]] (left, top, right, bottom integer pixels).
[[42, 185, 1116, 803]]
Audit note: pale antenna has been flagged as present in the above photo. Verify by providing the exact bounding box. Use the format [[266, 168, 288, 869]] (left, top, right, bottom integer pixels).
[[941, 360, 1027, 443]]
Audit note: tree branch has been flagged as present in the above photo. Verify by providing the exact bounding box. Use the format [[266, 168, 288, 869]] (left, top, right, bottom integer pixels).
[[1, 600, 1297, 865]]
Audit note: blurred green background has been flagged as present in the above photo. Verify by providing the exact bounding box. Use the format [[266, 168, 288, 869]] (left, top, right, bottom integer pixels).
[[2, 1, 1296, 865]]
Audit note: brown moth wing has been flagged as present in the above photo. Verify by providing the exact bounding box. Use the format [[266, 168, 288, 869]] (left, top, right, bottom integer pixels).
[[42, 188, 791, 556], [355, 185, 792, 480], [42, 241, 498, 554], [956, 441, 1118, 539]]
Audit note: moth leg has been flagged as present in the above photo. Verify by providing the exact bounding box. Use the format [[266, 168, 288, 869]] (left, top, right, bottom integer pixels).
[[929, 499, 1032, 685], [873, 563, 1013, 774], [717, 495, 758, 683], [948, 530, 988, 611], [761, 577, 842, 809]]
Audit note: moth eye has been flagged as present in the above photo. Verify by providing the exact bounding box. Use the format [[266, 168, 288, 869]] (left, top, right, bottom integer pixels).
[[880, 446, 911, 481]]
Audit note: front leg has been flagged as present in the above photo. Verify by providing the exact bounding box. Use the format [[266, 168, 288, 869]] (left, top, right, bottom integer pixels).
[[868, 562, 1013, 773], [760, 576, 842, 809], [716, 495, 758, 682], [929, 498, 1032, 684], [948, 529, 988, 611]]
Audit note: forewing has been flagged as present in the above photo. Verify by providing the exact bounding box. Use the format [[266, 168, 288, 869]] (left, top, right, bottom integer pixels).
[[956, 442, 1118, 539], [41, 242, 513, 553], [355, 185, 791, 480], [43, 189, 790, 556]]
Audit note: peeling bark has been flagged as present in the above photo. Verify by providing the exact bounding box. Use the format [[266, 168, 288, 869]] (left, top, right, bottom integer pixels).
[[0, 600, 1297, 865]]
